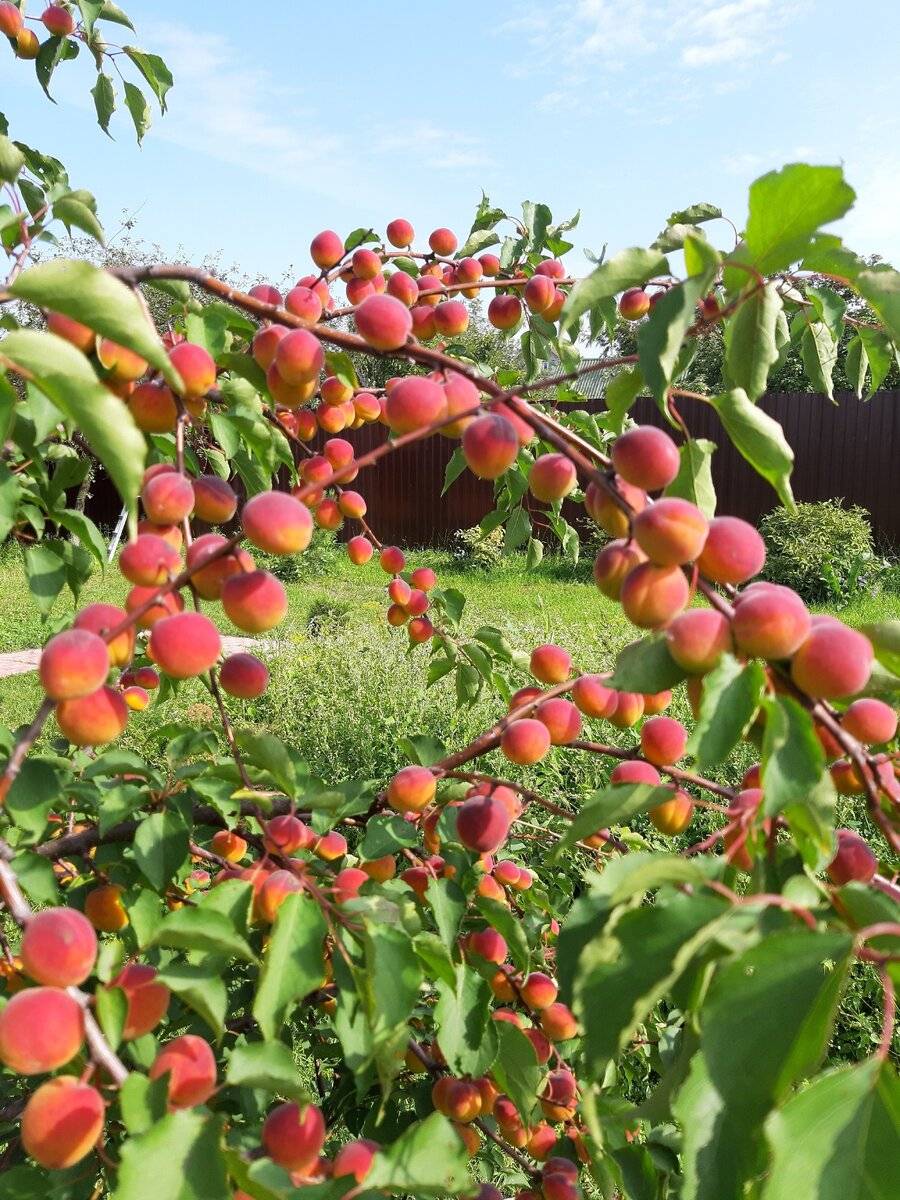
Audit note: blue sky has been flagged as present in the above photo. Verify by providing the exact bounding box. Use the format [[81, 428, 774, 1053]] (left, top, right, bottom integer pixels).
[[3, 1, 899, 283]]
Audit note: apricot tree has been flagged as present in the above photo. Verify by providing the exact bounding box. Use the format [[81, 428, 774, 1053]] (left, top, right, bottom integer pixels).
[[0, 4, 898, 1199]]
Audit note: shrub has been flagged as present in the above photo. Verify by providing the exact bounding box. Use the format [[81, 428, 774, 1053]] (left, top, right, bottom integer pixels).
[[449, 523, 504, 570], [760, 500, 880, 602]]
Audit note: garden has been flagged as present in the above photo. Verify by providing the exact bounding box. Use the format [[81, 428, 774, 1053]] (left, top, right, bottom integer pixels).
[[0, 4, 897, 1200]]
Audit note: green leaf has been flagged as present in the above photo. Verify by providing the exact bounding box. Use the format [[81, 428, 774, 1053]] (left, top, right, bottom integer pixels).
[[577, 891, 729, 1069], [435, 962, 498, 1077], [35, 34, 77, 102], [844, 335, 868, 399], [359, 814, 420, 859], [365, 1113, 470, 1196], [55, 508, 107, 568], [551, 784, 676, 858], [726, 283, 783, 400], [123, 81, 152, 144], [53, 194, 105, 244], [0, 462, 22, 542], [253, 892, 327, 1038], [23, 541, 67, 617], [115, 1110, 228, 1200], [762, 1058, 899, 1200], [503, 505, 531, 553], [456, 228, 500, 259], [157, 963, 227, 1036], [119, 1072, 169, 1135], [862, 620, 900, 678], [426, 876, 466, 950], [562, 246, 668, 331], [0, 133, 25, 184], [858, 267, 900, 347], [133, 811, 190, 890], [800, 320, 837, 401], [702, 929, 853, 1123], [710, 387, 794, 509], [76, 1, 105, 35], [6, 759, 61, 838], [638, 242, 718, 405], [123, 47, 175, 112], [323, 349, 358, 389], [744, 164, 856, 273], [150, 902, 256, 963], [664, 437, 717, 518], [857, 327, 893, 397], [608, 633, 687, 693], [525, 535, 544, 569], [686, 656, 765, 770], [95, 981, 127, 1049], [761, 695, 825, 817], [8, 260, 178, 388], [604, 366, 644, 433], [91, 73, 116, 136], [491, 1021, 543, 1122], [225, 1040, 307, 1100], [100, 1, 136, 28]]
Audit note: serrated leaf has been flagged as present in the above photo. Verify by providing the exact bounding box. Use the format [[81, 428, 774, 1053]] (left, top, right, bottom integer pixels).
[[710, 387, 794, 509], [123, 80, 152, 144], [435, 962, 497, 1077], [124, 46, 175, 112], [800, 320, 837, 401], [91, 72, 116, 136], [552, 784, 676, 858], [687, 656, 765, 770], [608, 634, 687, 692], [744, 164, 856, 273], [115, 1110, 228, 1200], [664, 437, 717, 517], [456, 228, 500, 258], [442, 446, 467, 495], [761, 695, 825, 816], [365, 1113, 470, 1195], [726, 283, 783, 400], [225, 1040, 307, 1100], [158, 963, 228, 1036], [563, 246, 668, 331], [604, 366, 643, 433], [491, 1021, 543, 1122], [133, 810, 190, 890], [253, 892, 326, 1038]]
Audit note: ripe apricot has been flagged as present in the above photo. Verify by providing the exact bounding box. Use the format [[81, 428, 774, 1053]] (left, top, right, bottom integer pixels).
[[827, 828, 877, 885], [15, 26, 40, 57], [57, 686, 128, 746], [46, 310, 92, 351], [488, 294, 522, 330], [21, 1076, 103, 1169], [607, 691, 645, 728], [219, 652, 269, 698], [731, 585, 811, 660], [169, 342, 216, 399], [462, 413, 519, 478], [467, 928, 507, 963], [501, 718, 552, 765], [360, 854, 396, 882], [842, 698, 897, 745], [264, 814, 313, 855], [192, 475, 238, 524], [529, 454, 577, 503], [433, 300, 469, 337], [186, 534, 253, 600], [584, 476, 647, 537], [221, 570, 288, 632], [149, 612, 221, 679], [456, 795, 511, 853], [536, 698, 582, 744], [385, 376, 447, 434], [119, 533, 181, 587], [610, 759, 661, 786], [432, 1076, 481, 1123], [540, 1002, 578, 1042], [285, 285, 323, 326], [620, 562, 690, 629], [649, 790, 694, 835], [429, 228, 458, 256], [612, 426, 680, 491], [21, 907, 97, 988], [142, 470, 195, 525], [313, 830, 347, 860], [521, 971, 558, 1010], [39, 629, 110, 701], [633, 498, 708, 566], [640, 715, 687, 766], [524, 274, 556, 314], [256, 870, 304, 923], [618, 288, 650, 320], [110, 963, 171, 1040], [531, 643, 572, 683], [275, 329, 324, 384], [666, 608, 732, 673], [0, 987, 84, 1074], [211, 830, 247, 863], [263, 1101, 326, 1173], [790, 622, 873, 699], [347, 535, 374, 565], [243, 490, 313, 555], [355, 294, 413, 350], [388, 765, 436, 813], [593, 539, 647, 600], [571, 673, 617, 719], [696, 516, 765, 584], [386, 218, 414, 247], [310, 230, 345, 269], [333, 1138, 378, 1183], [84, 883, 129, 932], [149, 1034, 217, 1109]]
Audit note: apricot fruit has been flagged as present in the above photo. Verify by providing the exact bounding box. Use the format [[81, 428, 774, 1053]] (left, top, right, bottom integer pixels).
[[243, 490, 313, 555], [0, 987, 84, 1074], [593, 539, 647, 600], [57, 686, 128, 745], [529, 454, 577, 503], [790, 622, 873, 699], [620, 562, 690, 628], [84, 883, 129, 932], [584, 476, 647, 537], [0, 2, 24, 37], [531, 643, 572, 684], [46, 310, 93, 351], [186, 534, 253, 600], [169, 342, 216, 399], [456, 795, 511, 854], [388, 765, 436, 813], [20, 907, 97, 988], [540, 1002, 578, 1042], [385, 376, 447, 434], [333, 1138, 378, 1183], [612, 426, 680, 491], [429, 228, 458, 256], [607, 691, 645, 728], [488, 294, 522, 330], [149, 612, 221, 679], [221, 570, 288, 632], [211, 829, 247, 862], [841, 697, 897, 745], [355, 294, 413, 351], [649, 790, 694, 835], [310, 230, 345, 269], [387, 218, 414, 247], [696, 516, 765, 584], [467, 928, 507, 963], [524, 274, 556, 314], [263, 1101, 326, 1173], [119, 533, 181, 587], [610, 760, 661, 786], [21, 1076, 103, 1169], [618, 288, 650, 320], [633, 497, 708, 566], [192, 475, 238, 524], [432, 1077, 481, 1123], [142, 471, 195, 525], [110, 963, 171, 1040], [501, 718, 552, 765], [347, 535, 374, 565], [571, 673, 617, 719], [433, 300, 469, 337], [666, 608, 732, 673], [827, 828, 877, 885], [275, 329, 324, 384], [219, 652, 269, 698], [640, 715, 687, 766], [150, 1034, 217, 1109], [731, 585, 811, 660], [521, 971, 558, 1010], [536, 698, 582, 744], [39, 629, 110, 701]]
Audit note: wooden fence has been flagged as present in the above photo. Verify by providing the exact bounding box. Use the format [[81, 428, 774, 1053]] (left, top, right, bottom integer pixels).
[[84, 390, 900, 548]]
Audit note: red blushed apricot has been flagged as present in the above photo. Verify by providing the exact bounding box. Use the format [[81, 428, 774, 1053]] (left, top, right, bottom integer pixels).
[[110, 963, 171, 1040], [536, 258, 566, 280], [411, 304, 437, 338], [544, 288, 567, 322], [57, 686, 128, 746], [255, 870, 304, 923], [314, 498, 343, 530], [333, 867, 369, 904], [619, 288, 650, 320], [584, 476, 647, 538], [119, 534, 181, 587], [633, 498, 709, 566], [643, 689, 672, 714], [827, 828, 878, 886], [211, 829, 247, 862], [612, 426, 680, 492], [324, 436, 355, 473], [21, 1076, 104, 1170], [15, 26, 40, 57], [243, 490, 313, 555], [42, 5, 76, 36], [696, 516, 766, 584], [192, 475, 238, 524], [490, 398, 535, 446], [46, 310, 93, 352], [437, 370, 480, 438], [142, 471, 195, 525], [380, 545, 406, 573], [222, 570, 288, 632], [536, 698, 582, 745], [275, 329, 324, 385], [428, 227, 458, 256], [531, 643, 572, 683], [361, 853, 396, 882], [467, 928, 507, 963], [540, 1002, 578, 1042], [127, 382, 178, 432], [263, 1102, 326, 1174], [137, 519, 183, 550], [666, 608, 732, 673], [410, 566, 437, 591], [571, 674, 617, 719], [123, 685, 150, 712], [501, 718, 552, 765], [620, 562, 690, 629], [264, 814, 313, 855], [0, 987, 84, 1074], [355, 294, 413, 351], [267, 365, 317, 410], [187, 534, 254, 600], [387, 603, 408, 627], [524, 274, 557, 314], [285, 285, 323, 326], [610, 760, 661, 786], [351, 247, 382, 280], [39, 629, 110, 701], [640, 715, 688, 767], [529, 454, 577, 503], [478, 253, 501, 276], [150, 1035, 217, 1109], [21, 908, 97, 988], [347, 535, 374, 565], [790, 623, 874, 699], [219, 652, 269, 698], [433, 300, 470, 337], [731, 585, 811, 660], [521, 971, 558, 1011], [509, 685, 544, 713], [249, 283, 284, 306], [388, 765, 436, 813], [385, 376, 447, 434], [150, 612, 221, 679], [333, 1138, 378, 1183], [84, 884, 128, 932], [593, 539, 647, 600], [386, 272, 419, 307], [98, 339, 147, 383], [649, 789, 694, 835], [387, 218, 414, 247], [432, 1077, 482, 1123], [607, 691, 645, 728], [842, 698, 897, 745], [488, 294, 523, 330], [310, 230, 345, 269], [169, 342, 216, 399], [456, 795, 511, 853], [253, 324, 289, 370]]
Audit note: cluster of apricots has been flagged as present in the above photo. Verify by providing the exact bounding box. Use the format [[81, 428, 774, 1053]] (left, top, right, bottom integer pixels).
[[1, 3, 76, 60]]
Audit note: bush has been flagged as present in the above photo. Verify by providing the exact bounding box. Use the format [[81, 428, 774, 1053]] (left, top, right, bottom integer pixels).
[[252, 530, 342, 581], [760, 500, 881, 602], [449, 523, 504, 570]]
